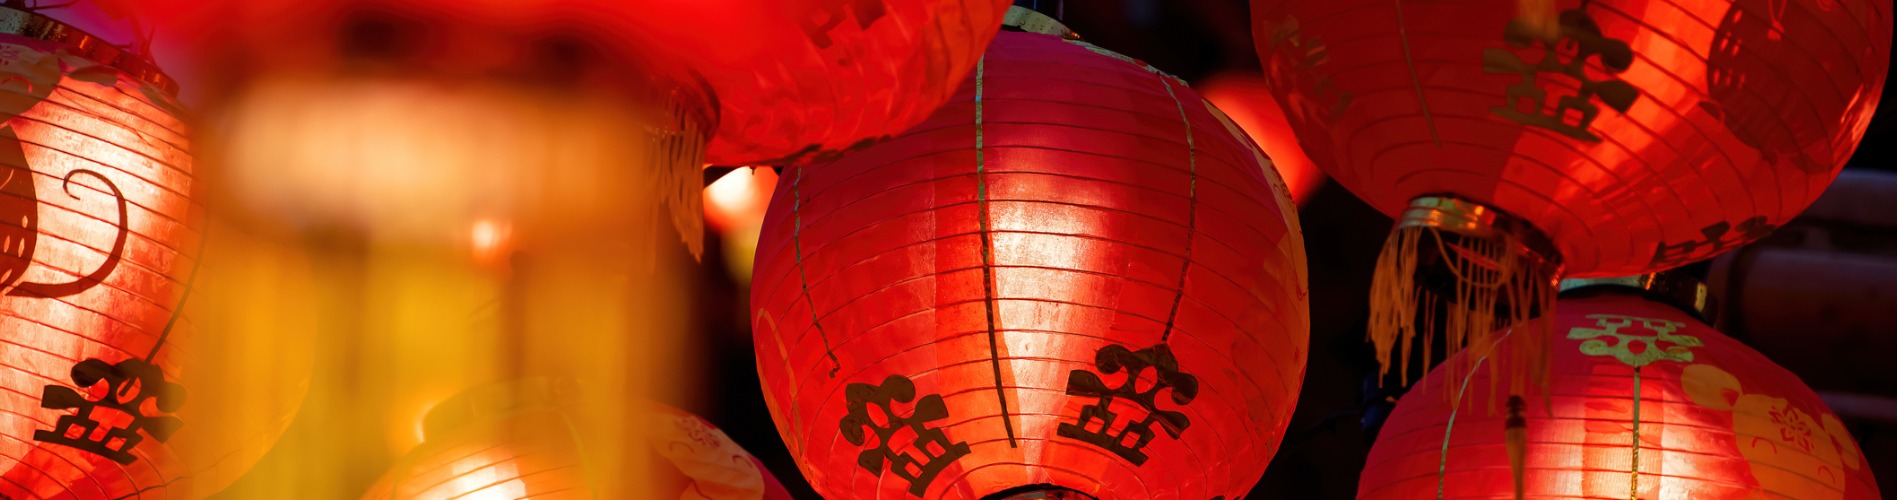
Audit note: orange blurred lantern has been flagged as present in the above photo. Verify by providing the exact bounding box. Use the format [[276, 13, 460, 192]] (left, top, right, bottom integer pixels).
[[131, 0, 1010, 257], [1360, 273, 1878, 500], [1195, 71, 1324, 205], [0, 7, 305, 498], [751, 10, 1309, 498], [1251, 0, 1894, 388], [363, 378, 793, 499]]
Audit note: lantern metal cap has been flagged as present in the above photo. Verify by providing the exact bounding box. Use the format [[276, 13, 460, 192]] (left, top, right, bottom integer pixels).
[[1395, 195, 1561, 267], [1559, 270, 1710, 322], [0, 5, 179, 95], [1002, 6, 1081, 40]]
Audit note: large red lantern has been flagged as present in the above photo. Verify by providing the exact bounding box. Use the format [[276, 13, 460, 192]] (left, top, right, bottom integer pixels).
[[1360, 274, 1878, 499], [751, 10, 1309, 498], [1251, 0, 1894, 387], [362, 378, 793, 499], [0, 7, 306, 498]]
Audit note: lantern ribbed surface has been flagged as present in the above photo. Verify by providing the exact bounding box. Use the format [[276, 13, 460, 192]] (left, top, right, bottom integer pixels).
[[1361, 293, 1878, 499], [1250, 0, 1892, 278], [0, 27, 300, 498], [750, 27, 1309, 499]]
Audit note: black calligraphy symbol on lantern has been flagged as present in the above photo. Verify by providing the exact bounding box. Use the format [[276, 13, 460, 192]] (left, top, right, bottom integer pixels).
[[34, 358, 187, 465], [1649, 216, 1777, 267], [1483, 9, 1640, 142], [798, 0, 888, 49], [1261, 15, 1354, 126], [0, 45, 130, 299], [839, 374, 970, 497], [1058, 343, 1200, 466]]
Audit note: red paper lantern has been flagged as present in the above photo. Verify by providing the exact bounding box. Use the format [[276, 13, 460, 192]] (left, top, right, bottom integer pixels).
[[1360, 275, 1878, 500], [1196, 71, 1325, 205], [751, 10, 1309, 498], [363, 379, 793, 499], [1250, 0, 1894, 386], [0, 8, 303, 498]]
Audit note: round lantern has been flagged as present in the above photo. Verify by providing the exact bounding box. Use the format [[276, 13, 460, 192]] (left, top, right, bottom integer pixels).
[[1251, 0, 1894, 386], [362, 378, 793, 499], [0, 7, 307, 498], [1360, 273, 1878, 499], [130, 0, 1010, 259], [751, 9, 1310, 498]]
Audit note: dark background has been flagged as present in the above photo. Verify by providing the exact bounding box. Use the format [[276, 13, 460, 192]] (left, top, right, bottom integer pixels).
[[681, 1, 1898, 498]]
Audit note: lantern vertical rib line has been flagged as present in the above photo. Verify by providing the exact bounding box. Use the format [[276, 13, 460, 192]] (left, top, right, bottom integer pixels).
[[147, 224, 208, 362], [1392, 0, 1440, 148], [1629, 365, 1641, 500], [1158, 76, 1198, 344], [1439, 328, 1513, 500], [791, 165, 842, 378], [972, 56, 1018, 448]]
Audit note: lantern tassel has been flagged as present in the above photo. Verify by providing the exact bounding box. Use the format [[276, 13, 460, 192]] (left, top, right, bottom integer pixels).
[[1505, 395, 1528, 500], [1368, 197, 1557, 405]]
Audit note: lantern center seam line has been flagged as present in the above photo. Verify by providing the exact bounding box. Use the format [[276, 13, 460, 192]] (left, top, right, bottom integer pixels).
[[791, 165, 842, 377], [1158, 76, 1198, 344], [973, 55, 1019, 448]]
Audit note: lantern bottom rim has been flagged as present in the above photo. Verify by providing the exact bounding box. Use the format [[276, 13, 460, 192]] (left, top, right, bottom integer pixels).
[[980, 484, 1100, 500]]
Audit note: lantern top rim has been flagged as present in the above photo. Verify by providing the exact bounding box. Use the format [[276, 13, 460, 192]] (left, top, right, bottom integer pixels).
[[1558, 271, 1709, 321], [0, 5, 178, 95]]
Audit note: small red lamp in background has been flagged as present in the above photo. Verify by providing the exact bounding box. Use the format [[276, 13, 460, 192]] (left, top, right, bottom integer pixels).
[[1195, 71, 1323, 205], [1251, 0, 1894, 392], [362, 378, 793, 499], [752, 10, 1309, 498], [1360, 273, 1878, 500], [706, 167, 780, 283]]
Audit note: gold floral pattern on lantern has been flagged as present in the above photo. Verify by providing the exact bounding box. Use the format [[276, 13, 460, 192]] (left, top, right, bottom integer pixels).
[[1566, 314, 1702, 367]]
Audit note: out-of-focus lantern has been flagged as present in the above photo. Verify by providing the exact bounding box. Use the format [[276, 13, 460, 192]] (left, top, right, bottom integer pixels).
[[97, 0, 1005, 493], [1250, 0, 1894, 389], [751, 10, 1309, 498], [1360, 273, 1879, 499], [1196, 71, 1323, 205], [362, 378, 793, 499], [0, 6, 307, 498]]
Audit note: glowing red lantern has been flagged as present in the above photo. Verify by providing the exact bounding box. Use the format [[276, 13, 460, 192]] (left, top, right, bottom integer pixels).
[[751, 10, 1309, 498], [363, 379, 792, 499], [0, 8, 305, 498], [1251, 0, 1894, 386], [1360, 274, 1878, 500], [1196, 71, 1324, 205]]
